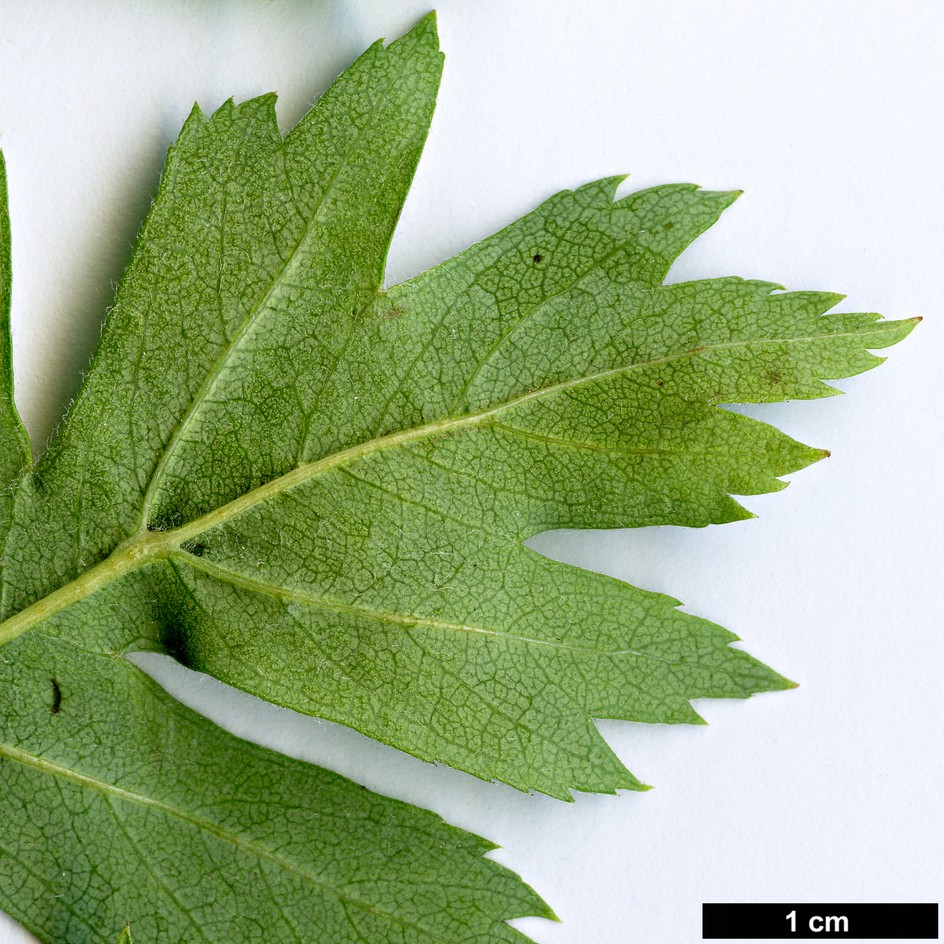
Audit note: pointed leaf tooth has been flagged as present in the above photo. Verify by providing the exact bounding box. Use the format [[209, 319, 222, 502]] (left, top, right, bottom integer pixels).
[[0, 17, 917, 815]]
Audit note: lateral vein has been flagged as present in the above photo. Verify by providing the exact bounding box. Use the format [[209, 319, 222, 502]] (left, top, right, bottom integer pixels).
[[174, 551, 647, 658], [0, 325, 897, 647], [0, 739, 440, 936]]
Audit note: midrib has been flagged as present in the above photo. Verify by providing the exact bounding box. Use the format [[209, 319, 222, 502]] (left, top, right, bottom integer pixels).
[[0, 739, 436, 935], [138, 68, 399, 530], [0, 325, 902, 647]]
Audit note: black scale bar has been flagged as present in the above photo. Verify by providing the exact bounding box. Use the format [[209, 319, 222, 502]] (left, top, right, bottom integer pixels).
[[702, 902, 939, 939]]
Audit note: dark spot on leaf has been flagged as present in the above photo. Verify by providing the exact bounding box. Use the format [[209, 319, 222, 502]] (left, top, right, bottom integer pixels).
[[159, 620, 194, 667], [657, 380, 665, 387], [533, 254, 543, 264], [765, 368, 783, 385], [187, 542, 207, 558], [663, 221, 674, 230], [50, 678, 62, 715]]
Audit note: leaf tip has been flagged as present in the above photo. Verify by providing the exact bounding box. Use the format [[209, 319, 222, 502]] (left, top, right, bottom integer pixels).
[[868, 314, 922, 349], [185, 100, 207, 124], [694, 187, 743, 213], [399, 9, 442, 51], [618, 771, 654, 792], [758, 668, 799, 693]]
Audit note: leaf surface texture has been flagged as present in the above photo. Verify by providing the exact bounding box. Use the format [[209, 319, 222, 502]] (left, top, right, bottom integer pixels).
[[0, 14, 915, 941], [0, 19, 549, 943]]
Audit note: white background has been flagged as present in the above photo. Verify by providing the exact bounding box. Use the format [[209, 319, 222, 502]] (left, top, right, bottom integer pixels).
[[0, 2, 941, 942]]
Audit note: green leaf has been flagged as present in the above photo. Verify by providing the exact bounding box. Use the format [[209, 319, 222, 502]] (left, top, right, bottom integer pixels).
[[0, 14, 917, 797], [0, 17, 550, 944], [0, 154, 31, 536], [0, 590, 547, 943], [0, 11, 916, 940]]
